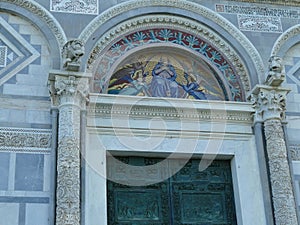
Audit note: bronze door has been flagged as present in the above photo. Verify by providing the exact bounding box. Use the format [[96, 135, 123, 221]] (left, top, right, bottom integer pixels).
[[107, 156, 237, 225]]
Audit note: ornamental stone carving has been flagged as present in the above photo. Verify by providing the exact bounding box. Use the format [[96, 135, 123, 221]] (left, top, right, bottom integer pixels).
[[80, 0, 264, 81], [48, 70, 91, 225], [249, 85, 288, 122], [0, 127, 51, 154], [62, 40, 85, 71], [56, 136, 80, 225], [264, 119, 298, 225], [265, 56, 285, 87], [249, 55, 298, 225]]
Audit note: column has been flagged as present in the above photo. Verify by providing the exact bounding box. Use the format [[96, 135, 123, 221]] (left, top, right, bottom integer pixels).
[[249, 56, 298, 225], [48, 71, 90, 225]]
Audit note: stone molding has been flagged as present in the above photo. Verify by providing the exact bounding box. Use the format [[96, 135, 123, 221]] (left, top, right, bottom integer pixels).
[[0, 127, 51, 154], [88, 94, 254, 123], [249, 85, 289, 122], [79, 0, 264, 81], [87, 14, 251, 94], [271, 24, 300, 57], [0, 0, 67, 48]]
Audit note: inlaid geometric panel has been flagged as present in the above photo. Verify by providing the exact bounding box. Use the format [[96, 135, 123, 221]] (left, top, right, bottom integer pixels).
[[0, 15, 40, 86], [107, 157, 237, 225]]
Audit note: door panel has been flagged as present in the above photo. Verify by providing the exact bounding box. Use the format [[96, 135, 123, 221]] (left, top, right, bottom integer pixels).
[[107, 157, 237, 225]]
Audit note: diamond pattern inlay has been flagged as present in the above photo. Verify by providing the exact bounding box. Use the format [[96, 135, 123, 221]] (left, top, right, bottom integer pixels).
[[0, 16, 40, 86]]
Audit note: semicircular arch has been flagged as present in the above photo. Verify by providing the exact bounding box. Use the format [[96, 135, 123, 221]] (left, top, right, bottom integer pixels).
[[89, 14, 252, 101], [0, 0, 67, 69], [81, 0, 264, 86]]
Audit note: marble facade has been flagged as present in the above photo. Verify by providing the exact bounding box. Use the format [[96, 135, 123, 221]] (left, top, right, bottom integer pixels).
[[1, 0, 300, 224]]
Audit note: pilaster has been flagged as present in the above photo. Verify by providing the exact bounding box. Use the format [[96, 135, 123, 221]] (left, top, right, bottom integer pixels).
[[248, 56, 298, 225]]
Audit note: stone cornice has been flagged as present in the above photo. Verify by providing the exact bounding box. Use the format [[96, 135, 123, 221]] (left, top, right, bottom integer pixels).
[[88, 94, 254, 123]]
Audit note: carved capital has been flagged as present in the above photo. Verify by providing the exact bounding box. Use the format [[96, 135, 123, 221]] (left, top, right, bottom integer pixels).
[[248, 85, 289, 122], [48, 70, 91, 108]]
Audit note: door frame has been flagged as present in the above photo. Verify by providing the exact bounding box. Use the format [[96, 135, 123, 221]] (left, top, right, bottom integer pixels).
[[83, 94, 267, 225]]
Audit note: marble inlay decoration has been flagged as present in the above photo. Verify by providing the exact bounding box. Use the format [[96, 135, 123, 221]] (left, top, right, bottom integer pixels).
[[0, 46, 7, 67], [0, 15, 40, 86], [238, 15, 282, 33], [50, 0, 98, 15], [216, 4, 300, 19]]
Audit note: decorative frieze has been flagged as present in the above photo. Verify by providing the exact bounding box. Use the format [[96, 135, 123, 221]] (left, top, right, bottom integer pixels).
[[216, 4, 300, 19], [0, 127, 51, 154], [238, 15, 282, 33], [50, 0, 98, 15], [290, 144, 300, 161], [225, 0, 300, 7]]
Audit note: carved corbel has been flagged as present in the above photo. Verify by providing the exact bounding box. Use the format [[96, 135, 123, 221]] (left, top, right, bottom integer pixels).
[[265, 56, 285, 87], [62, 39, 85, 71]]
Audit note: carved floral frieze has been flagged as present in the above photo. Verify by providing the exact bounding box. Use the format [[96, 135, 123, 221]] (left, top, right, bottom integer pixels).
[[0, 127, 51, 154]]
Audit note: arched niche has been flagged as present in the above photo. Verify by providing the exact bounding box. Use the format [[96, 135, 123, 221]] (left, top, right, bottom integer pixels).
[[89, 16, 249, 101]]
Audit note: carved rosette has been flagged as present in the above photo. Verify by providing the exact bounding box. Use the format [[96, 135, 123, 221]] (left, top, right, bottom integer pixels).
[[48, 70, 91, 225], [249, 83, 298, 224]]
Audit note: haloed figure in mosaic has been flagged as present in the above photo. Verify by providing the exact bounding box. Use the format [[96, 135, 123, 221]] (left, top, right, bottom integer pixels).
[[150, 59, 179, 98], [180, 72, 207, 100], [107, 53, 226, 100]]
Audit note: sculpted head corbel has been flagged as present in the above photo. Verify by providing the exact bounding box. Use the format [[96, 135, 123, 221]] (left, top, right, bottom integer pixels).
[[62, 39, 85, 71], [265, 56, 285, 87]]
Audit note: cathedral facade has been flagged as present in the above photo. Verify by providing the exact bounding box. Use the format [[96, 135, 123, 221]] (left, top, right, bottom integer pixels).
[[1, 0, 300, 224]]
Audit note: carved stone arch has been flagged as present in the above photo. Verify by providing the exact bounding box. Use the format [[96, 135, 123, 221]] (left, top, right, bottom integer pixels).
[[271, 24, 300, 57], [81, 0, 264, 85], [87, 14, 253, 101], [0, 0, 67, 69], [271, 24, 300, 92]]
